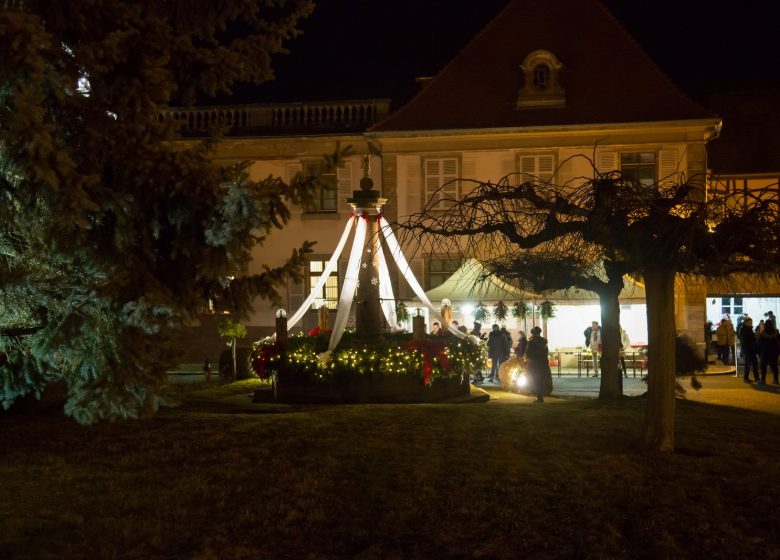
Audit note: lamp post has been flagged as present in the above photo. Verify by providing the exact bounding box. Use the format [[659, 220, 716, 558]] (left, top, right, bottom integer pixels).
[[348, 155, 387, 342]]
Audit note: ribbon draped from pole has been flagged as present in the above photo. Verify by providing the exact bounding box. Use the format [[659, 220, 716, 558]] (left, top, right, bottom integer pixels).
[[286, 216, 355, 331], [327, 217, 367, 351], [378, 217, 469, 340]]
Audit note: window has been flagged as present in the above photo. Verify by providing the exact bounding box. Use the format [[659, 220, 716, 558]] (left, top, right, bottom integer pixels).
[[304, 162, 337, 213], [518, 153, 555, 185], [533, 64, 551, 90], [309, 259, 339, 309], [721, 297, 743, 317], [424, 158, 459, 211], [620, 152, 656, 187], [517, 50, 565, 108], [428, 257, 461, 290]]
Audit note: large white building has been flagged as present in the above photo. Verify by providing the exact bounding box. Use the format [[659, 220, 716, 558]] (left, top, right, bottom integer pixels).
[[173, 0, 778, 360]]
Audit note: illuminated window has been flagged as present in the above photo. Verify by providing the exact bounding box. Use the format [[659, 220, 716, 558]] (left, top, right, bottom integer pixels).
[[621, 152, 657, 187], [424, 158, 459, 211], [720, 297, 743, 317], [428, 257, 461, 290], [309, 260, 339, 309], [303, 162, 337, 213]]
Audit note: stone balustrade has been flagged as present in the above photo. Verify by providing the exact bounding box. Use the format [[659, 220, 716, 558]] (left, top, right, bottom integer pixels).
[[165, 99, 391, 135]]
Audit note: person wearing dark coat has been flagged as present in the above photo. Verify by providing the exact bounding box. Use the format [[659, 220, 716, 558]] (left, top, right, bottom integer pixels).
[[514, 330, 528, 358], [525, 326, 551, 402], [739, 317, 760, 383], [487, 324, 511, 383], [583, 325, 592, 348], [758, 320, 780, 384]]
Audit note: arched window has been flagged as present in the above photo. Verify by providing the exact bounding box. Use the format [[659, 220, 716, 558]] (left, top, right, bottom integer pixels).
[[517, 50, 565, 108], [533, 64, 551, 90]]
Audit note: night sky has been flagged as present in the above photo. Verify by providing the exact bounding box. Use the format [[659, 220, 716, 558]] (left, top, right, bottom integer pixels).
[[225, 0, 780, 107]]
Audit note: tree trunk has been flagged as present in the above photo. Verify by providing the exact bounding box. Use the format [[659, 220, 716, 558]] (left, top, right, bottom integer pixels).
[[232, 339, 237, 382], [598, 287, 623, 399], [641, 267, 677, 452]]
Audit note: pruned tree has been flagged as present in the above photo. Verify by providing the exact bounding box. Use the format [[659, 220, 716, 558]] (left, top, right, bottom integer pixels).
[[397, 158, 780, 452], [0, 1, 326, 423]]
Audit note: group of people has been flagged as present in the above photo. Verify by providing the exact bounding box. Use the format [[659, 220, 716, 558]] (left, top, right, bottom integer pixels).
[[705, 312, 780, 384], [736, 315, 779, 384], [583, 321, 632, 377], [484, 323, 550, 402]]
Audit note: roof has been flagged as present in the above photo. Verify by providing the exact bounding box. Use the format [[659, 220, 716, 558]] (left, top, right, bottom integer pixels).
[[706, 89, 780, 176], [538, 277, 646, 304], [421, 259, 539, 302], [372, 0, 713, 133]]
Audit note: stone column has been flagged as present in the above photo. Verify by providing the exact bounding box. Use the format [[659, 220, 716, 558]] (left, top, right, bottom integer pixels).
[[348, 155, 387, 343]]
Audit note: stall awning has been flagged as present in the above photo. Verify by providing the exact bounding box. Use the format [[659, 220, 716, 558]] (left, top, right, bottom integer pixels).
[[420, 259, 539, 303], [539, 277, 646, 304]]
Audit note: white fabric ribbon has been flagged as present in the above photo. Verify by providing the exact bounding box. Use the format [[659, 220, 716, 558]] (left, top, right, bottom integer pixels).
[[327, 216, 367, 351], [286, 215, 355, 331], [377, 243, 399, 330], [379, 216, 469, 340]]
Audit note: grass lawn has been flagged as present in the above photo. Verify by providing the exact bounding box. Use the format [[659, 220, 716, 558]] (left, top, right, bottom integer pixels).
[[1, 380, 779, 559]]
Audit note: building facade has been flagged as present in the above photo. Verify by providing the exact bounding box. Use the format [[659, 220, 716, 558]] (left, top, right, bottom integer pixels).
[[175, 0, 750, 353]]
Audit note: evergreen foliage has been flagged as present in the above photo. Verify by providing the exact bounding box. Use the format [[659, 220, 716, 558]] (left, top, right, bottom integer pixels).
[[0, 1, 318, 422]]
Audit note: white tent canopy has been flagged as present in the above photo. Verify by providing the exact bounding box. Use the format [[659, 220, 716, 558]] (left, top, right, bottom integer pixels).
[[421, 259, 539, 302], [420, 258, 645, 305]]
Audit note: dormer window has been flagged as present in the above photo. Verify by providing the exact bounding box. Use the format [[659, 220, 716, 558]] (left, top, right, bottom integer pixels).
[[533, 64, 551, 90], [517, 50, 565, 109]]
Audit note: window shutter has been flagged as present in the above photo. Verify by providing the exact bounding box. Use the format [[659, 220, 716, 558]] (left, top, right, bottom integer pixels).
[[286, 162, 304, 214], [519, 155, 536, 184], [424, 159, 442, 207], [440, 158, 459, 208], [424, 158, 459, 210], [337, 162, 353, 214], [596, 151, 618, 175], [658, 149, 679, 186], [538, 154, 555, 184]]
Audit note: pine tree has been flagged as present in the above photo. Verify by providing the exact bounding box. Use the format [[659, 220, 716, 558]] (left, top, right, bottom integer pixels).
[[0, 0, 319, 422]]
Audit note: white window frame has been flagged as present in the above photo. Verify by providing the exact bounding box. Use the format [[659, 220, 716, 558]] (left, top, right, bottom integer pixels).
[[516, 152, 556, 185], [308, 258, 339, 309], [424, 157, 460, 211]]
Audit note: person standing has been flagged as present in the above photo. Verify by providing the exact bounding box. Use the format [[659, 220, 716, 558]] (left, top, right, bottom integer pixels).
[[704, 321, 714, 363], [758, 319, 780, 385], [589, 321, 601, 377], [740, 317, 760, 383], [487, 324, 510, 383], [525, 326, 551, 402], [715, 318, 735, 364], [514, 330, 528, 358], [430, 322, 442, 336], [583, 324, 592, 348], [619, 326, 631, 377]]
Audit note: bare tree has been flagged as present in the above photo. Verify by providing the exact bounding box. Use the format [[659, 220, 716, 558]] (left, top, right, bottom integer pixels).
[[397, 160, 780, 452]]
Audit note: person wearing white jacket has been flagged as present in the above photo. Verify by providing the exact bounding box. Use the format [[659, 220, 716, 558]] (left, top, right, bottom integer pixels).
[[619, 327, 631, 377], [589, 321, 601, 377]]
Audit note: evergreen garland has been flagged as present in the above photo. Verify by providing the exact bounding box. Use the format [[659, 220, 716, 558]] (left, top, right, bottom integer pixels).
[[511, 301, 529, 319], [474, 302, 491, 322]]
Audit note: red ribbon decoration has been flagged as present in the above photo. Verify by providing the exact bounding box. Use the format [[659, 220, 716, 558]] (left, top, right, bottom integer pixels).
[[405, 339, 451, 385]]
